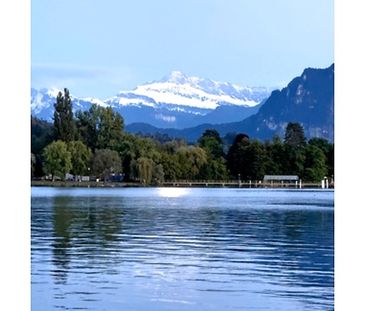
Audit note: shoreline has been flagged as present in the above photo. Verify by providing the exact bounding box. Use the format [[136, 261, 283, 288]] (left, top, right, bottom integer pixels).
[[31, 180, 334, 189]]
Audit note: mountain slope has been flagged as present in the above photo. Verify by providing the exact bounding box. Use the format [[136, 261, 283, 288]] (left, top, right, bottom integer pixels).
[[237, 63, 334, 141], [31, 71, 270, 128], [106, 71, 268, 110], [31, 88, 107, 120], [126, 64, 334, 142]]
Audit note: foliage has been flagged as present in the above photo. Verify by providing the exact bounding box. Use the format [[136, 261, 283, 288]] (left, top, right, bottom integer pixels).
[[152, 164, 165, 183], [176, 146, 207, 179], [263, 136, 285, 175], [43, 141, 72, 180], [53, 88, 75, 142], [199, 157, 229, 180], [33, 91, 334, 183], [282, 144, 306, 175], [67, 141, 92, 176], [97, 106, 124, 149], [242, 140, 267, 180], [31, 117, 55, 154], [74, 106, 99, 151], [198, 129, 224, 159], [160, 153, 180, 180], [227, 138, 267, 180], [31, 117, 55, 177], [303, 145, 327, 181], [136, 157, 154, 184], [75, 104, 124, 151], [308, 138, 334, 177], [92, 149, 122, 180], [31, 153, 36, 177], [226, 133, 250, 178], [284, 122, 306, 148], [198, 129, 228, 180], [114, 134, 162, 181]]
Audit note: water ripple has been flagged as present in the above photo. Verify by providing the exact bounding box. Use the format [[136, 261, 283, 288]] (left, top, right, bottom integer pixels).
[[32, 188, 333, 311]]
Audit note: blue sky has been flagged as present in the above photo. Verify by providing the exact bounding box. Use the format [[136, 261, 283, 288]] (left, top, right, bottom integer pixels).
[[32, 0, 334, 98]]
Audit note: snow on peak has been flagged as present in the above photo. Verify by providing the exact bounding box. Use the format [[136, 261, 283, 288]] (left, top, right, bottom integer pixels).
[[113, 71, 270, 110], [47, 87, 63, 97], [80, 97, 108, 107], [160, 70, 189, 84], [32, 73, 270, 120]]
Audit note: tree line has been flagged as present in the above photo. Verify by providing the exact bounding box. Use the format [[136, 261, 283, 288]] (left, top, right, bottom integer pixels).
[[31, 88, 334, 183]]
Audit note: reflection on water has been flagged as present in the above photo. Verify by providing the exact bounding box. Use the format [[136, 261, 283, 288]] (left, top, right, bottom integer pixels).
[[31, 188, 333, 311], [157, 187, 191, 198]]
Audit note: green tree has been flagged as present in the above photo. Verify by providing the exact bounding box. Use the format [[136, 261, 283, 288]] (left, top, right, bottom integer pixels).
[[226, 133, 250, 178], [198, 129, 228, 180], [199, 157, 229, 180], [198, 129, 224, 159], [327, 144, 334, 178], [160, 153, 180, 180], [32, 117, 55, 177], [263, 136, 285, 175], [243, 140, 267, 180], [75, 105, 99, 151], [303, 145, 327, 181], [67, 141, 92, 176], [284, 122, 306, 148], [282, 144, 306, 175], [227, 135, 267, 180], [114, 134, 162, 181], [308, 138, 334, 177], [43, 140, 72, 180], [75, 105, 124, 151], [53, 88, 75, 142], [152, 164, 165, 184], [92, 149, 122, 181], [176, 146, 207, 179], [97, 106, 124, 149], [136, 157, 154, 184], [283, 123, 307, 176], [31, 153, 36, 178], [114, 134, 136, 180]]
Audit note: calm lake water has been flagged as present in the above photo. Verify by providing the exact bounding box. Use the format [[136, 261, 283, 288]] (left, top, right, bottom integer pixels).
[[31, 187, 334, 311]]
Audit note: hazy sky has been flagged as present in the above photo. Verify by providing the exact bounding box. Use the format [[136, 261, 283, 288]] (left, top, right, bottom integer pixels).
[[32, 0, 334, 98]]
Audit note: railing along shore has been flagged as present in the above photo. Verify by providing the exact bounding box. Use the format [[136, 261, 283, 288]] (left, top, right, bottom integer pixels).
[[31, 179, 334, 189]]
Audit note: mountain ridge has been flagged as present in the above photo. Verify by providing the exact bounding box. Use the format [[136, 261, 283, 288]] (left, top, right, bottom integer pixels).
[[31, 71, 270, 128], [126, 64, 334, 142]]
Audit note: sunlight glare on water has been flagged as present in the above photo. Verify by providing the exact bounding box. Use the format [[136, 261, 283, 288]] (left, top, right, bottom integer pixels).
[[31, 187, 334, 311], [156, 187, 191, 198]]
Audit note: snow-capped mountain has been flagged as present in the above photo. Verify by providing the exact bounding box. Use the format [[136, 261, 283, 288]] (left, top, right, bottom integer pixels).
[[31, 71, 270, 128], [107, 71, 268, 110], [31, 87, 107, 121], [126, 64, 335, 142]]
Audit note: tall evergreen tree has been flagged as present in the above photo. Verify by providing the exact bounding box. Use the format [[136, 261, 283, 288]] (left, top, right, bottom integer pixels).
[[284, 122, 306, 148], [53, 88, 75, 142], [198, 129, 228, 180], [226, 133, 250, 177]]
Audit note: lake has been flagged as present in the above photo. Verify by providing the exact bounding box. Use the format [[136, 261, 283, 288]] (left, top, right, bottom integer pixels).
[[31, 187, 334, 311]]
